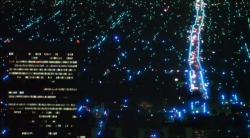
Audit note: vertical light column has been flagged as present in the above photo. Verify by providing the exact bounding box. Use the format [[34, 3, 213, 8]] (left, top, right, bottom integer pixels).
[[188, 0, 208, 99]]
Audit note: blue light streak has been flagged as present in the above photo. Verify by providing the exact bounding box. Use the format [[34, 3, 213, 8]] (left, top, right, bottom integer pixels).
[[1, 128, 9, 137], [203, 102, 206, 113], [55, 0, 64, 6], [2, 75, 9, 81], [191, 101, 194, 110], [1, 129, 6, 135], [48, 10, 62, 21], [89, 35, 108, 53], [17, 16, 43, 32], [244, 43, 250, 59], [110, 12, 130, 29]]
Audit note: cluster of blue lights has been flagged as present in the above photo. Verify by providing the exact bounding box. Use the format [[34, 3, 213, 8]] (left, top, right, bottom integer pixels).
[[96, 117, 108, 137], [189, 101, 210, 115], [164, 100, 211, 122], [113, 35, 121, 43], [220, 92, 245, 107], [167, 107, 186, 122], [121, 98, 129, 109], [77, 98, 91, 117], [77, 98, 109, 137], [1, 128, 9, 137], [150, 131, 160, 138]]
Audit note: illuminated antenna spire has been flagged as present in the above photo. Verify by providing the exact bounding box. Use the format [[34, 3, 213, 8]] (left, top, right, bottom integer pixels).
[[188, 0, 208, 100]]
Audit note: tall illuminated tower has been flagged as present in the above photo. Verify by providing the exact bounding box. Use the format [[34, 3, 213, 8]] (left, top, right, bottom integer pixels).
[[188, 0, 208, 100]]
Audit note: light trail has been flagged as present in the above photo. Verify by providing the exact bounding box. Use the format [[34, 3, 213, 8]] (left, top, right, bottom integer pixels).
[[88, 12, 130, 53], [110, 11, 130, 29], [188, 0, 208, 99], [16, 0, 64, 33], [248, 18, 250, 30], [16, 16, 43, 33], [244, 43, 250, 59]]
